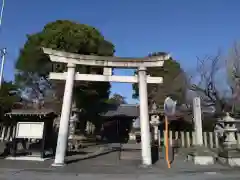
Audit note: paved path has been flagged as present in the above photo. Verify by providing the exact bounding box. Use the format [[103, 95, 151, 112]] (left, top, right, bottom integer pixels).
[[0, 169, 239, 180], [0, 145, 239, 179], [0, 152, 239, 179]]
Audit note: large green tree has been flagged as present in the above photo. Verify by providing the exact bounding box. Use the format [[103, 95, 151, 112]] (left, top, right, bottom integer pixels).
[[107, 93, 127, 105], [15, 20, 115, 129], [132, 52, 187, 108]]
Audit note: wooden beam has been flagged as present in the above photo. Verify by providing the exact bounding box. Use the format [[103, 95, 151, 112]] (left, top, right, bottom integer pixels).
[[49, 72, 163, 84]]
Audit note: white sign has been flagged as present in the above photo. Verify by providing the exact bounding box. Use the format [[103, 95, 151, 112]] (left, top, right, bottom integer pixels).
[[16, 122, 44, 139]]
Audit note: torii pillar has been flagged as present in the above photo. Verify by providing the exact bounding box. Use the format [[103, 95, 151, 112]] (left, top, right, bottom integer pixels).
[[138, 66, 152, 166], [53, 65, 152, 166], [53, 63, 76, 166]]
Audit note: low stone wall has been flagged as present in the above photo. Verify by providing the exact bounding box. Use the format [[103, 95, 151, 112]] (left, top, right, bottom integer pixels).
[[129, 130, 240, 149]]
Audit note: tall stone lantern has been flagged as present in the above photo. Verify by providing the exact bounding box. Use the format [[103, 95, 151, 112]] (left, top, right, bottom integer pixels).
[[217, 112, 240, 166], [68, 102, 79, 140], [149, 102, 161, 143]]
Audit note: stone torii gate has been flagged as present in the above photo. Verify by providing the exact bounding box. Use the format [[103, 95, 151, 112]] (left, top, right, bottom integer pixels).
[[43, 48, 170, 166]]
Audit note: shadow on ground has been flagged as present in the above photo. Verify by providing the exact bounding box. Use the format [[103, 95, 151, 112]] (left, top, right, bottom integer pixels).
[[65, 148, 118, 164], [66, 151, 89, 156]]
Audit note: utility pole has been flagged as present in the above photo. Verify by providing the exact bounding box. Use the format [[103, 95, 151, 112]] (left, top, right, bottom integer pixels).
[[0, 0, 6, 89], [0, 48, 6, 88], [0, 0, 5, 27]]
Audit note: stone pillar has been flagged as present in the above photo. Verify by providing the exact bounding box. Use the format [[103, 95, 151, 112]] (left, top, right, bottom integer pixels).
[[193, 97, 203, 146], [188, 97, 214, 165], [53, 63, 76, 166], [138, 66, 152, 166]]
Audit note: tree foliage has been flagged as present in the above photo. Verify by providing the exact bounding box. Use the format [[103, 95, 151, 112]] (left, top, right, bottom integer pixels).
[[188, 44, 240, 116], [107, 93, 127, 105], [132, 52, 186, 107], [15, 20, 115, 120], [226, 42, 240, 112], [0, 81, 20, 120]]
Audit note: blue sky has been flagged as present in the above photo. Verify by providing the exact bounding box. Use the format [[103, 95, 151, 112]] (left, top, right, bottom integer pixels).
[[0, 0, 240, 104]]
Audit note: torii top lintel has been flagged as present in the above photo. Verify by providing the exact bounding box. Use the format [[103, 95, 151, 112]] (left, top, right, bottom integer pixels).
[[42, 48, 171, 68]]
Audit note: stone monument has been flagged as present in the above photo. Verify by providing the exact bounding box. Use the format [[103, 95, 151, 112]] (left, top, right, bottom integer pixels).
[[187, 97, 215, 165]]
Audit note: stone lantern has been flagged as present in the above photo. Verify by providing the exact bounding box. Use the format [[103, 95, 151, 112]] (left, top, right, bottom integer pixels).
[[68, 103, 79, 140], [68, 113, 78, 139], [217, 112, 240, 166], [149, 102, 161, 142], [219, 113, 238, 147]]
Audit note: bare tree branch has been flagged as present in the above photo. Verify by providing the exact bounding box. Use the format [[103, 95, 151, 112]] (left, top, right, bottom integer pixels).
[[189, 51, 227, 113], [226, 42, 240, 112]]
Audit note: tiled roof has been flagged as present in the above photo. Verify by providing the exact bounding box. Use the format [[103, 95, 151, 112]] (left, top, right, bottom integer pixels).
[[102, 104, 186, 119], [102, 104, 139, 117], [5, 109, 56, 116]]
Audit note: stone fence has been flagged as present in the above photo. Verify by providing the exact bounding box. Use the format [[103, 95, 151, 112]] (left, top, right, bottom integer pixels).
[[0, 125, 15, 142], [129, 130, 240, 149], [1, 124, 240, 150]]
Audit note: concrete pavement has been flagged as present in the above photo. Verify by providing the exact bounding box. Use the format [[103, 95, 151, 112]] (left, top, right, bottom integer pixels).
[[0, 169, 239, 180], [0, 145, 239, 179]]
